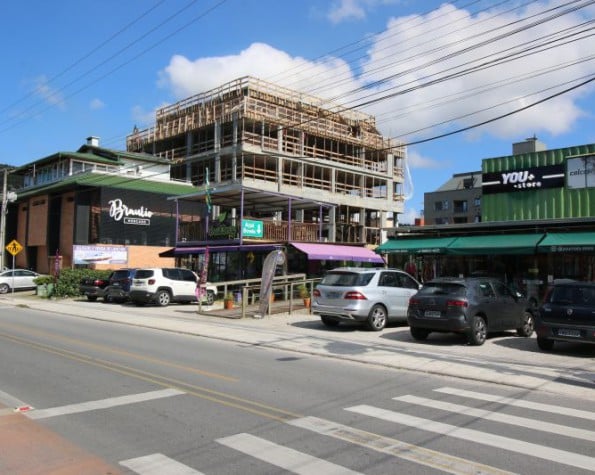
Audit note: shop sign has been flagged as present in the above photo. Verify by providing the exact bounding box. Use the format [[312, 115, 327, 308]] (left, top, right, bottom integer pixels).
[[567, 155, 595, 189], [108, 198, 152, 225], [242, 219, 264, 238], [482, 164, 564, 194]]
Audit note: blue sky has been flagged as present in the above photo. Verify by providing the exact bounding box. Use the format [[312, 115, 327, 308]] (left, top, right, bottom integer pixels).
[[1, 0, 594, 223]]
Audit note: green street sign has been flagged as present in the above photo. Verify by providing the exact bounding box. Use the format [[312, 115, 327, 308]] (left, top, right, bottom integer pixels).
[[242, 219, 264, 238]]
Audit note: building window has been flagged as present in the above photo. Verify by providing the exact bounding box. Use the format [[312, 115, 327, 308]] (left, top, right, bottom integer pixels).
[[454, 200, 468, 213], [434, 200, 449, 211], [474, 196, 481, 207], [435, 217, 449, 224]]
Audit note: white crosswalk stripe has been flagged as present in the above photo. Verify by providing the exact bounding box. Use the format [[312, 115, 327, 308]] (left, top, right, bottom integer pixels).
[[345, 404, 595, 472], [394, 394, 595, 442], [120, 453, 205, 474], [434, 386, 595, 421], [217, 433, 364, 475]]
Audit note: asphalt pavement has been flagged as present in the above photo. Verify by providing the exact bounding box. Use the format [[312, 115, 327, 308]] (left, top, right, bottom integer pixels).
[[2, 291, 594, 400]]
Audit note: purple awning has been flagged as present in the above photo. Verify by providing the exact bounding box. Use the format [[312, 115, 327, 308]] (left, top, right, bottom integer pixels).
[[291, 242, 384, 264]]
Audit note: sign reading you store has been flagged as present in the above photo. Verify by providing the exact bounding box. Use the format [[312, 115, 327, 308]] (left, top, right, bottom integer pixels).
[[482, 164, 564, 194]]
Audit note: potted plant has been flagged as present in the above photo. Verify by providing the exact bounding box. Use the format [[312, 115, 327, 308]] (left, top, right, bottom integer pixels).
[[33, 275, 55, 298], [223, 291, 235, 309], [298, 283, 311, 307]]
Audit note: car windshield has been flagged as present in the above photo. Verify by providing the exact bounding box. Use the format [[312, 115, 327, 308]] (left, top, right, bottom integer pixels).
[[549, 285, 595, 305], [320, 272, 374, 287], [418, 282, 466, 297]]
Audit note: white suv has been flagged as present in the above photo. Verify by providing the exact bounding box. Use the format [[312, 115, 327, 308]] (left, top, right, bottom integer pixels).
[[129, 268, 217, 307]]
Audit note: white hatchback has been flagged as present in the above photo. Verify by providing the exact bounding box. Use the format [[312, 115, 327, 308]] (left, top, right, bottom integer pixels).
[[0, 269, 47, 294]]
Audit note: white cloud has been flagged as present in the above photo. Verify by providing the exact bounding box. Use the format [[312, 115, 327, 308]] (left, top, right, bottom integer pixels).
[[32, 75, 65, 109], [89, 98, 105, 110], [327, 0, 401, 24], [406, 150, 445, 169], [158, 42, 359, 101], [158, 2, 594, 146]]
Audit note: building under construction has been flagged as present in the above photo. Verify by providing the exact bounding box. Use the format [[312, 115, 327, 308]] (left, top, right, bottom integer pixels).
[[127, 76, 406, 278]]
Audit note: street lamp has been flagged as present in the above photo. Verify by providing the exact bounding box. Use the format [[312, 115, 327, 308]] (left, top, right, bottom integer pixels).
[[0, 168, 17, 270]]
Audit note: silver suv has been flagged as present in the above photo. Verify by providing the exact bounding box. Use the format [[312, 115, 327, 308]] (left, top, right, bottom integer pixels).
[[129, 268, 217, 307], [312, 267, 421, 331]]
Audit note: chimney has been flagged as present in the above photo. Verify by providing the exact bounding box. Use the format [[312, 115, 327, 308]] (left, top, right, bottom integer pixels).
[[86, 136, 100, 147]]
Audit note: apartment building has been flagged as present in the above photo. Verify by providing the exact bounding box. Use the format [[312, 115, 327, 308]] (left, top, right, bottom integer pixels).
[[127, 77, 404, 278]]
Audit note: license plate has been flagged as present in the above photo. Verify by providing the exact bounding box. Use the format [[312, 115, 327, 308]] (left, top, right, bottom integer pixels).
[[558, 328, 580, 337], [326, 291, 343, 298], [424, 310, 442, 318]]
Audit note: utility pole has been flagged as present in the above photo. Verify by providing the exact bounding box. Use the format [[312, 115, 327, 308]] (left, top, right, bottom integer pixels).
[[0, 168, 17, 271], [0, 168, 8, 270]]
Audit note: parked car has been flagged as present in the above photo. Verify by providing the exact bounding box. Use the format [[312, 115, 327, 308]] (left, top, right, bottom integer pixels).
[[129, 268, 218, 307], [407, 277, 535, 345], [104, 268, 138, 303], [0, 269, 47, 293], [535, 280, 595, 351], [79, 273, 113, 301], [311, 267, 421, 331]]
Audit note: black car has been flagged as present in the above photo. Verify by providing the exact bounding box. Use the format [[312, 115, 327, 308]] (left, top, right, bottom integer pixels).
[[407, 277, 535, 345], [79, 273, 113, 301], [535, 280, 595, 351], [104, 268, 138, 303]]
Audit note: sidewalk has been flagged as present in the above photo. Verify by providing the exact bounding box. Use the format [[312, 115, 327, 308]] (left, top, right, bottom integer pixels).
[[2, 292, 595, 399]]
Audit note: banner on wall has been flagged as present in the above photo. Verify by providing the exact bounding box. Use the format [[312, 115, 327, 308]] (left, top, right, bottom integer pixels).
[[73, 245, 128, 265]]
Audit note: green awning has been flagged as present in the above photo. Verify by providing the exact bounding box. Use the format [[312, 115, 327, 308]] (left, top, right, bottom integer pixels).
[[537, 232, 595, 253], [376, 237, 456, 254], [447, 234, 545, 255]]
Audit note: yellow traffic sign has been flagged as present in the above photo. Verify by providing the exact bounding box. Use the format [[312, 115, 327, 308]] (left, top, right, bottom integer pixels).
[[6, 239, 23, 256]]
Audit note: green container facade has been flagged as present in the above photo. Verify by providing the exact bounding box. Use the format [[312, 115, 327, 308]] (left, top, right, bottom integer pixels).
[[482, 144, 595, 221]]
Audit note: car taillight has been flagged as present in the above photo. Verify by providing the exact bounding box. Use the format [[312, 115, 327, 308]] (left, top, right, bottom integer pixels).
[[313, 289, 321, 297], [344, 291, 367, 300], [447, 299, 468, 307], [409, 297, 420, 305], [148, 279, 156, 285]]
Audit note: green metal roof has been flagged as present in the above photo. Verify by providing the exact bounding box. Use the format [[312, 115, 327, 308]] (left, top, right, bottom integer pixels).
[[16, 172, 195, 198]]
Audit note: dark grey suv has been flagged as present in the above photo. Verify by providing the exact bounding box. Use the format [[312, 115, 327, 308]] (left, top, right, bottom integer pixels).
[[535, 280, 595, 351], [407, 277, 535, 345]]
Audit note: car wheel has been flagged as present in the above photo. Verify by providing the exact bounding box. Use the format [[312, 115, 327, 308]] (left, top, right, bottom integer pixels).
[[0, 283, 9, 294], [367, 304, 387, 331], [410, 327, 430, 341], [321, 315, 340, 327], [156, 290, 171, 307], [516, 311, 534, 337], [206, 290, 215, 306], [537, 337, 555, 351], [86, 295, 98, 302], [103, 294, 113, 303], [467, 315, 487, 345]]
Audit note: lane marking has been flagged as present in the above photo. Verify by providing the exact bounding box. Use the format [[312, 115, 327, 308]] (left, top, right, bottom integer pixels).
[[0, 388, 30, 409], [120, 453, 205, 474], [395, 395, 595, 442], [27, 388, 184, 420], [434, 387, 595, 421], [288, 416, 515, 475], [346, 405, 595, 472], [217, 433, 364, 475]]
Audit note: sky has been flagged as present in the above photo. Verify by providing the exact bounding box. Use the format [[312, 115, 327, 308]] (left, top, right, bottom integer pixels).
[[1, 0, 594, 223]]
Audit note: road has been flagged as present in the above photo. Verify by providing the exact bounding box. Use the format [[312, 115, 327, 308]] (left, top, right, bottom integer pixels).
[[0, 299, 594, 474]]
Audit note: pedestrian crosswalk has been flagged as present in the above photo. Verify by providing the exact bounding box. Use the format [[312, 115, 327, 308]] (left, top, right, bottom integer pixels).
[[120, 386, 595, 474]]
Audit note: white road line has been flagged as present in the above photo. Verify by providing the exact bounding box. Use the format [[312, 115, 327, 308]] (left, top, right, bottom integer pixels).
[[289, 416, 516, 475], [434, 387, 595, 421], [217, 433, 364, 475], [120, 453, 204, 474], [346, 405, 595, 472], [27, 388, 185, 420], [0, 388, 30, 409], [395, 395, 595, 442]]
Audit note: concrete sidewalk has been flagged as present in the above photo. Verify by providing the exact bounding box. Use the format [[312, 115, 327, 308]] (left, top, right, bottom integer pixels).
[[2, 292, 595, 399]]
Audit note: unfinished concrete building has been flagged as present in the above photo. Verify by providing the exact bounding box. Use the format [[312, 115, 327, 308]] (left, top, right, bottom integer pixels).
[[127, 77, 406, 247]]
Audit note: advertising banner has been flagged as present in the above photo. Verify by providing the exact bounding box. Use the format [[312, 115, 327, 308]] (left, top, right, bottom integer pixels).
[[73, 245, 128, 265]]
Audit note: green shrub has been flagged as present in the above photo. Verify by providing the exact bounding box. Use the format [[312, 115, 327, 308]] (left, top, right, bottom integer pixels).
[[52, 268, 112, 298], [33, 275, 55, 285]]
